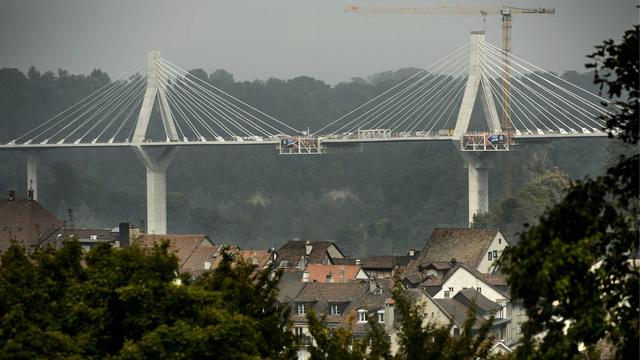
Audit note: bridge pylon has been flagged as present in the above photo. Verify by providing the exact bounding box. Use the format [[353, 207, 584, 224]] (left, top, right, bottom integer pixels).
[[133, 51, 180, 234], [453, 31, 501, 226]]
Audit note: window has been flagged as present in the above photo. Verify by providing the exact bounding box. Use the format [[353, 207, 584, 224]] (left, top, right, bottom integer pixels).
[[477, 287, 482, 293], [357, 309, 367, 322], [453, 327, 460, 337], [444, 290, 450, 298], [297, 303, 307, 315], [377, 310, 385, 323], [493, 250, 498, 258], [498, 238, 502, 244], [322, 257, 331, 265], [488, 252, 493, 260], [294, 327, 304, 337], [330, 304, 340, 315]]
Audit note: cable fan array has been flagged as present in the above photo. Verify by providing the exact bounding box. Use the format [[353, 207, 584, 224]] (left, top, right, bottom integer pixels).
[[479, 41, 614, 135], [155, 58, 299, 142], [10, 62, 147, 145], [9, 56, 300, 146], [316, 44, 471, 137]]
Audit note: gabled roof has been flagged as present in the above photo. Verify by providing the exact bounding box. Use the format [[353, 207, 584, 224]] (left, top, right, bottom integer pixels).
[[136, 234, 214, 272], [453, 288, 502, 314], [433, 298, 488, 330], [305, 264, 362, 283], [361, 255, 399, 270], [276, 240, 344, 270], [53, 228, 120, 243], [401, 260, 510, 299], [420, 228, 500, 269], [0, 198, 63, 251], [277, 271, 306, 303]]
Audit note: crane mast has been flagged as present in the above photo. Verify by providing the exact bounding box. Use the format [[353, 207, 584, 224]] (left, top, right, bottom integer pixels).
[[345, 4, 554, 197]]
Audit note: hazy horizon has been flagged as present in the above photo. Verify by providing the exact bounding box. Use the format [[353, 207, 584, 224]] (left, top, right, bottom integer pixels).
[[1, 0, 637, 85]]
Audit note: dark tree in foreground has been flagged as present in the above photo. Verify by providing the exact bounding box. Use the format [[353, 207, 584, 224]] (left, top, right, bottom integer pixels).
[[0, 241, 295, 360], [502, 25, 639, 360]]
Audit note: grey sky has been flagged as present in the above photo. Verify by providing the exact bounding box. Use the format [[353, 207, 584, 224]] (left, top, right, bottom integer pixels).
[[0, 0, 637, 84]]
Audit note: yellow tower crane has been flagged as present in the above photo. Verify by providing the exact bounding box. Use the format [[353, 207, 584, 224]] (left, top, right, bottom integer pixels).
[[345, 5, 555, 197]]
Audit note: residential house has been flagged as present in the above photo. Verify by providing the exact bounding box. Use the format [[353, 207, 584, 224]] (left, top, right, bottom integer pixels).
[[276, 240, 345, 271], [136, 234, 218, 277], [289, 279, 395, 347], [50, 223, 138, 251], [303, 263, 368, 283], [403, 228, 509, 275], [0, 192, 63, 252]]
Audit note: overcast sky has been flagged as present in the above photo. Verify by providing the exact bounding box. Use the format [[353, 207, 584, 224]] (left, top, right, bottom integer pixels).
[[0, 0, 637, 84]]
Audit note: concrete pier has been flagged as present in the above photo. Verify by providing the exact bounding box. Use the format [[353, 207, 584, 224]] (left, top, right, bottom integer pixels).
[[26, 152, 39, 200], [135, 146, 177, 234]]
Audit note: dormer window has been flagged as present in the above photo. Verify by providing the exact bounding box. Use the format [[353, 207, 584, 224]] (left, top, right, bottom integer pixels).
[[330, 304, 340, 315], [297, 303, 307, 315], [377, 310, 385, 323], [322, 257, 331, 265], [357, 309, 367, 323]]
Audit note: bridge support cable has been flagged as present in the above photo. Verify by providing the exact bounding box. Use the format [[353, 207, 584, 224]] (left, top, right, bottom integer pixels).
[[156, 63, 271, 139], [315, 43, 471, 136], [363, 59, 469, 133], [379, 62, 469, 132], [154, 68, 224, 140], [155, 66, 240, 139], [9, 61, 145, 145], [37, 75, 144, 144], [479, 41, 611, 135], [482, 48, 605, 132], [405, 76, 468, 133], [482, 41, 618, 116], [324, 47, 469, 136], [158, 58, 299, 138], [65, 76, 148, 143], [482, 52, 605, 134], [481, 61, 552, 133]]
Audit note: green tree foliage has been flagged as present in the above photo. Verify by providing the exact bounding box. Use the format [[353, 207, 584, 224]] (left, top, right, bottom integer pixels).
[[502, 25, 639, 360], [473, 165, 571, 241], [0, 241, 295, 359], [391, 284, 498, 360]]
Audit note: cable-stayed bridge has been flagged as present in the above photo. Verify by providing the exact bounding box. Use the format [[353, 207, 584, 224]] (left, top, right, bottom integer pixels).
[[1, 32, 616, 234]]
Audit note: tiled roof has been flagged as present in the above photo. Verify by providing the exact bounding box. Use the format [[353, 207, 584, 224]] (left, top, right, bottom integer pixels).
[[399, 228, 503, 285], [277, 271, 306, 303], [180, 246, 219, 277], [433, 298, 487, 330], [421, 228, 499, 269], [332, 258, 358, 265], [306, 264, 362, 283], [0, 198, 63, 251], [53, 228, 120, 242], [453, 288, 502, 314], [136, 234, 213, 271], [276, 240, 343, 270], [361, 255, 399, 269]]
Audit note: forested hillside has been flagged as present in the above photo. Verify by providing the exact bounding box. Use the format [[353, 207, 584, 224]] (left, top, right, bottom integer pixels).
[[0, 66, 611, 255]]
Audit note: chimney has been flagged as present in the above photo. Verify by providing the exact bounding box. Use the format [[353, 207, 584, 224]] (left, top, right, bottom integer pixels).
[[450, 258, 457, 267], [305, 240, 312, 256], [340, 266, 345, 283], [408, 248, 416, 257], [326, 272, 334, 283], [27, 189, 34, 201], [355, 259, 361, 265], [119, 222, 130, 248], [8, 190, 15, 201]]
